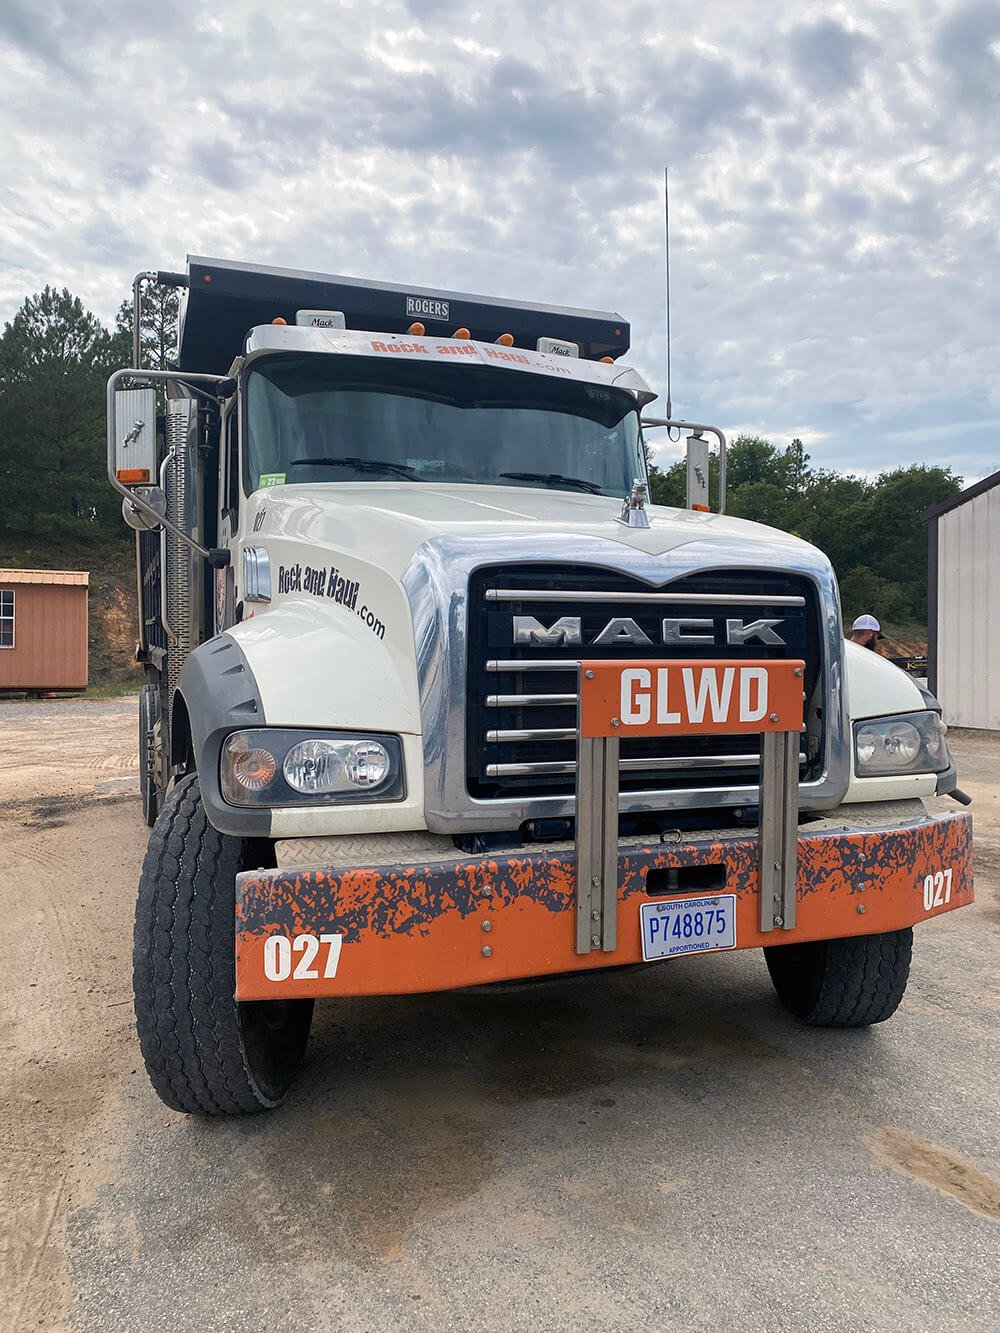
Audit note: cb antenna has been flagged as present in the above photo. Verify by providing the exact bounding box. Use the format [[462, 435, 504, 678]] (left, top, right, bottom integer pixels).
[[664, 165, 673, 422]]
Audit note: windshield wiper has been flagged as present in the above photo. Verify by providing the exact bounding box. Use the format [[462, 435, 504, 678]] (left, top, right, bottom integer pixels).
[[287, 456, 421, 480], [499, 471, 605, 494]]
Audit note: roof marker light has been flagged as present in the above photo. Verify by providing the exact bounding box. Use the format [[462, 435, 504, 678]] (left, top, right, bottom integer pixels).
[[536, 336, 579, 357], [600, 355, 614, 363], [454, 327, 471, 340], [497, 333, 514, 346], [272, 317, 288, 325], [408, 322, 426, 335]]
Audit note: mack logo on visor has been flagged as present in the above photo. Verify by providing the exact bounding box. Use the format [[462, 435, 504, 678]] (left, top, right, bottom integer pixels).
[[511, 615, 786, 648]]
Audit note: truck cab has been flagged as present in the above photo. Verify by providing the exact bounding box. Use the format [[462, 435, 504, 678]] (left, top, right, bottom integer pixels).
[[110, 257, 972, 1115]]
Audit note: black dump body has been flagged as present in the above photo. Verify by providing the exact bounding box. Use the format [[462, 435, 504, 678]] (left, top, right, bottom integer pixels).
[[177, 255, 630, 375]]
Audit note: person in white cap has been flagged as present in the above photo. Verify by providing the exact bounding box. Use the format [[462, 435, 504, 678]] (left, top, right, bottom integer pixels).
[[850, 614, 881, 651]]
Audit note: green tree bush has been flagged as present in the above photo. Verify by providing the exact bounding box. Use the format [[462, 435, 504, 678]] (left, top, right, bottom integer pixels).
[[649, 434, 961, 628]]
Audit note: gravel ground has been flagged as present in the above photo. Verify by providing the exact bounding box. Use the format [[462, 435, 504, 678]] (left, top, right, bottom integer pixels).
[[1, 695, 997, 1333]]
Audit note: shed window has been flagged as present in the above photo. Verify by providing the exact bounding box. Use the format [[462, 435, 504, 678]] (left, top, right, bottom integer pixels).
[[0, 589, 13, 648]]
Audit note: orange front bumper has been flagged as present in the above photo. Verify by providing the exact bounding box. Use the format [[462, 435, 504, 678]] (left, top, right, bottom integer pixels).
[[235, 811, 973, 1000]]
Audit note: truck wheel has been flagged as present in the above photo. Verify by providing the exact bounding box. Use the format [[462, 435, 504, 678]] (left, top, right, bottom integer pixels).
[[133, 774, 313, 1114], [138, 683, 160, 828], [763, 928, 913, 1027]]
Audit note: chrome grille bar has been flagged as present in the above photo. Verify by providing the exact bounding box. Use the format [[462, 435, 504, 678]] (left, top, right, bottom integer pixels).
[[486, 659, 579, 672], [485, 752, 806, 778], [485, 589, 806, 606], [485, 727, 578, 743], [485, 693, 578, 707]]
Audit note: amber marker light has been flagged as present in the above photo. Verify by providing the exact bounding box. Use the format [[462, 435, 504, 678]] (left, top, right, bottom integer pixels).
[[454, 327, 471, 339], [497, 333, 514, 346], [117, 468, 150, 484], [692, 503, 711, 513], [408, 322, 426, 335], [272, 316, 288, 325], [600, 355, 614, 363]]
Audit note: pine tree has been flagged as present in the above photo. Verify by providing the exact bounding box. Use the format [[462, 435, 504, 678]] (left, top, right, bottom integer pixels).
[[0, 287, 122, 537]]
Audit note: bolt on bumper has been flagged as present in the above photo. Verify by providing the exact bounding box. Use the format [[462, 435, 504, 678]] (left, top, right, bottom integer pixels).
[[235, 809, 973, 1000]]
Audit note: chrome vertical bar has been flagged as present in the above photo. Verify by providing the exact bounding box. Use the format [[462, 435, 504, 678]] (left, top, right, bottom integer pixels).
[[759, 730, 799, 931], [759, 731, 781, 931], [779, 729, 799, 930], [600, 735, 620, 951], [575, 736, 597, 953], [574, 732, 621, 954]]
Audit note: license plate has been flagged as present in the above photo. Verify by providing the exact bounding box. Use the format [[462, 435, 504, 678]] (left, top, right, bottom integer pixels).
[[640, 894, 737, 961]]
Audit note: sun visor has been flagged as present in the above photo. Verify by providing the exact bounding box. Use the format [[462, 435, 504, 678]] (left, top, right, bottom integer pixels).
[[178, 256, 630, 374]]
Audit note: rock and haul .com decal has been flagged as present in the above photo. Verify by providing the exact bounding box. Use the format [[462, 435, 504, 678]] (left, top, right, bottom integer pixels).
[[277, 562, 385, 640]]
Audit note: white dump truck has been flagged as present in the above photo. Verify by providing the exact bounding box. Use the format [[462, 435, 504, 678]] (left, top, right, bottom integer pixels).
[[109, 256, 973, 1115]]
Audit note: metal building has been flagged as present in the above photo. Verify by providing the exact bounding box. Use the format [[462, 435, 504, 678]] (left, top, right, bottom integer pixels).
[[926, 470, 1000, 730], [0, 569, 89, 692]]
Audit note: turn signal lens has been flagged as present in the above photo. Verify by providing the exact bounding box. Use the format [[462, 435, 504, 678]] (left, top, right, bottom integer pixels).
[[230, 746, 277, 791], [924, 713, 947, 758]]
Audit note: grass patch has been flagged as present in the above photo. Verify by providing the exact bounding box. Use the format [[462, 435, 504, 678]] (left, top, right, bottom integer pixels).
[[84, 683, 141, 700]]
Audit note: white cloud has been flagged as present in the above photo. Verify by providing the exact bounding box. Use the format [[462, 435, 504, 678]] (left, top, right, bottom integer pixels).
[[0, 0, 997, 479]]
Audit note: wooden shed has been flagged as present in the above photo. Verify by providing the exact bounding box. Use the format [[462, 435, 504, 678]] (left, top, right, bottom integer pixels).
[[0, 569, 89, 691]]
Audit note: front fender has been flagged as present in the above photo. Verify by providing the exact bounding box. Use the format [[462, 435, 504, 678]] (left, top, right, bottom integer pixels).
[[225, 599, 422, 734], [177, 607, 427, 838], [176, 634, 270, 836], [842, 641, 941, 803]]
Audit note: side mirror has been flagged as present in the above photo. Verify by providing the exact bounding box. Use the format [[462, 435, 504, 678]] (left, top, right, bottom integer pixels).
[[113, 388, 157, 485], [122, 485, 166, 532], [686, 433, 710, 511]]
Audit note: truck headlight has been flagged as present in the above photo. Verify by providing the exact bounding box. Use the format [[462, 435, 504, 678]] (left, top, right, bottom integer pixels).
[[853, 711, 950, 778], [221, 729, 405, 806]]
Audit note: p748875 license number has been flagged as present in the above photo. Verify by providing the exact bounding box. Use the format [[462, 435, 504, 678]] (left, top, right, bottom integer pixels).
[[640, 894, 737, 961]]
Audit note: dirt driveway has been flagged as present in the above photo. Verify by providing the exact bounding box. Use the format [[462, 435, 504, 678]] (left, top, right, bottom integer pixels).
[[1, 697, 998, 1332]]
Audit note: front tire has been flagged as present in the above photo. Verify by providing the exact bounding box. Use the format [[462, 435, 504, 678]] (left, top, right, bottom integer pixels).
[[133, 774, 313, 1114], [764, 928, 913, 1027]]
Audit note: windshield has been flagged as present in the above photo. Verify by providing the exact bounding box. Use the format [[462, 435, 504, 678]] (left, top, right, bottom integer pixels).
[[245, 355, 643, 496]]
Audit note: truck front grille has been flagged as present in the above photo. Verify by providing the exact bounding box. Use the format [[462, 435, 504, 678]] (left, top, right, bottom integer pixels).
[[466, 565, 822, 800]]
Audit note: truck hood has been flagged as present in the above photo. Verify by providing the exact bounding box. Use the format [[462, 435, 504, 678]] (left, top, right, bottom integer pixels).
[[229, 481, 845, 835], [251, 482, 815, 578]]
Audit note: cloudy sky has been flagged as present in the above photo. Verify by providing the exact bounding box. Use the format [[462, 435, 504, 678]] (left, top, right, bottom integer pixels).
[[1, 0, 998, 481]]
